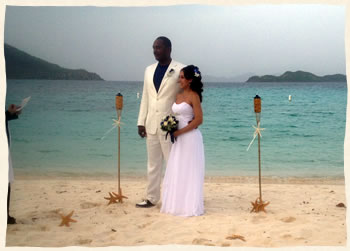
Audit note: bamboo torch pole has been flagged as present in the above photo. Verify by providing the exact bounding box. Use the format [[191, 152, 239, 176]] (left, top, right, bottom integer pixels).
[[115, 93, 123, 194], [254, 95, 262, 202]]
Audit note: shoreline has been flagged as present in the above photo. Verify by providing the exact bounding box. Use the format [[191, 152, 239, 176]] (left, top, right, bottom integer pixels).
[[14, 169, 345, 185]]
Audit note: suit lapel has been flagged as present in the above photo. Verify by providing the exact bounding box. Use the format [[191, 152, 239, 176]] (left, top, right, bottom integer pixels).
[[149, 63, 158, 95], [158, 60, 177, 94]]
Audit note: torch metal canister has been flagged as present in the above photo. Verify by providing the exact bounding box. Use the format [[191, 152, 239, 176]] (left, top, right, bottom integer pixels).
[[116, 93, 123, 119], [254, 95, 261, 123]]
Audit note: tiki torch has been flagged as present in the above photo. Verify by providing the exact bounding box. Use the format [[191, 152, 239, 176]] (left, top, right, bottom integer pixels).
[[116, 93, 122, 193], [250, 95, 269, 213], [254, 95, 262, 201], [114, 93, 127, 203], [104, 93, 128, 205]]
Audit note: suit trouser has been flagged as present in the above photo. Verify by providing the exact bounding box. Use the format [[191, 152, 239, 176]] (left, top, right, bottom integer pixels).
[[8, 148, 13, 218], [7, 184, 11, 217], [146, 130, 172, 204]]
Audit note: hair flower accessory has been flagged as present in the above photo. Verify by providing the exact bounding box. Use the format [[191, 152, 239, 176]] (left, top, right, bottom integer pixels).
[[194, 68, 201, 78], [167, 68, 175, 77]]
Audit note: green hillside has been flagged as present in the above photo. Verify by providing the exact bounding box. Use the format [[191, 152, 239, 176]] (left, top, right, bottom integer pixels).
[[246, 71, 346, 82], [4, 43, 104, 80]]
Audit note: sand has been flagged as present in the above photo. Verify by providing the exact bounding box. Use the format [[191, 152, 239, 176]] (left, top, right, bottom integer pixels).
[[5, 175, 347, 247]]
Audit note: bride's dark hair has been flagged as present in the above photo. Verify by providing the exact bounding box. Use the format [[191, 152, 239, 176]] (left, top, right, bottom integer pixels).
[[181, 65, 203, 102]]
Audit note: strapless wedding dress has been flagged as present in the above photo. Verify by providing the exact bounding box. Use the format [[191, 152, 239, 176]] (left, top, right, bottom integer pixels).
[[160, 102, 205, 217]]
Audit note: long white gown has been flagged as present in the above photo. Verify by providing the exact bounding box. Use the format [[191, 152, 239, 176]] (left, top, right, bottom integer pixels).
[[160, 102, 205, 217]]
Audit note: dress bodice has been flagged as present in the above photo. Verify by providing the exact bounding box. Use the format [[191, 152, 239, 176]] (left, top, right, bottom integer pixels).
[[172, 102, 194, 130]]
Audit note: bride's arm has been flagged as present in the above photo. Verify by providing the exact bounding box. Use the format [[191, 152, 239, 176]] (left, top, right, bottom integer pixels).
[[173, 93, 202, 137]]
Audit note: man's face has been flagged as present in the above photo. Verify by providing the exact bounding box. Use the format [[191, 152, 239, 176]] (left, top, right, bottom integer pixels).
[[153, 39, 170, 62]]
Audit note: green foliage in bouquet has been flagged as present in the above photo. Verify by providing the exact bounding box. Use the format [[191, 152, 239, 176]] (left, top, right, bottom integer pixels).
[[160, 115, 178, 143], [160, 115, 178, 132]]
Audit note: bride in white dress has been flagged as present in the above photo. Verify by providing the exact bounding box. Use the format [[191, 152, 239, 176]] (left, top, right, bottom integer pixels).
[[160, 65, 205, 217]]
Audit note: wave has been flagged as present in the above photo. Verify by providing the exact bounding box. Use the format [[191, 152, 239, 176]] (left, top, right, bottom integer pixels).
[[230, 125, 249, 128], [222, 136, 248, 141], [65, 109, 91, 112], [313, 111, 335, 115], [13, 138, 31, 143], [38, 150, 61, 153], [88, 153, 113, 158], [290, 133, 315, 137]]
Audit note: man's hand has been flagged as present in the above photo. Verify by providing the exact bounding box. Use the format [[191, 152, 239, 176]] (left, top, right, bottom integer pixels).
[[8, 104, 21, 115], [173, 130, 180, 137], [8, 104, 17, 114], [138, 126, 147, 138]]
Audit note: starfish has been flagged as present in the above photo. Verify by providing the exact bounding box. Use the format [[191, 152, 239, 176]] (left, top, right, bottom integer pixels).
[[112, 188, 128, 203], [104, 192, 119, 205], [59, 210, 77, 227], [336, 202, 346, 208], [226, 234, 246, 242], [250, 198, 270, 213]]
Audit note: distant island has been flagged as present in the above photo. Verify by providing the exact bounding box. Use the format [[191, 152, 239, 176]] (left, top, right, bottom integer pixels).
[[4, 43, 104, 80], [246, 71, 346, 82], [203, 72, 255, 83]]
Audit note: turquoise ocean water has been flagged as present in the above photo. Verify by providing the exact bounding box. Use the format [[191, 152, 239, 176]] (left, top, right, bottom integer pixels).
[[5, 80, 347, 178]]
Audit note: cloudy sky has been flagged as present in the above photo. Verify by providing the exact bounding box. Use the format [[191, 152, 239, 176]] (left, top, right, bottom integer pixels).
[[4, 4, 346, 81]]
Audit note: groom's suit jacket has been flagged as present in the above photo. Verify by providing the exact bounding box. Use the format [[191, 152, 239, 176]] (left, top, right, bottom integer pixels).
[[5, 111, 18, 147], [138, 60, 185, 135]]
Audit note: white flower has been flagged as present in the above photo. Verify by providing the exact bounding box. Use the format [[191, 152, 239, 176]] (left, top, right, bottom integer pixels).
[[164, 121, 168, 126], [167, 68, 175, 77], [194, 68, 201, 78]]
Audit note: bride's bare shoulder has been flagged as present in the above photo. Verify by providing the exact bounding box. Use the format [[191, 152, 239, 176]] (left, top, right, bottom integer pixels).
[[189, 91, 200, 101]]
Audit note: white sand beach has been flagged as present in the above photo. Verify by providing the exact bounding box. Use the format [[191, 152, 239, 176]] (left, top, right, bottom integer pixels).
[[5, 175, 346, 247]]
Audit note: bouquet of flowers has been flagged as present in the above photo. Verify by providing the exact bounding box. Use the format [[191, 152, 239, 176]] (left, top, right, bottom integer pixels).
[[160, 115, 178, 143]]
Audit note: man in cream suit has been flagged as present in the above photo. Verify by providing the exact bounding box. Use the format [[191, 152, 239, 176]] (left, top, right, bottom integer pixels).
[[136, 36, 185, 208]]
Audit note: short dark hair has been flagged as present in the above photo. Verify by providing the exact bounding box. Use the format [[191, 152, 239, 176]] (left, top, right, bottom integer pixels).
[[156, 36, 172, 49]]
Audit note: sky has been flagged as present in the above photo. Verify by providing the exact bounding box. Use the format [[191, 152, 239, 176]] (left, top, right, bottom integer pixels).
[[4, 4, 346, 81]]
